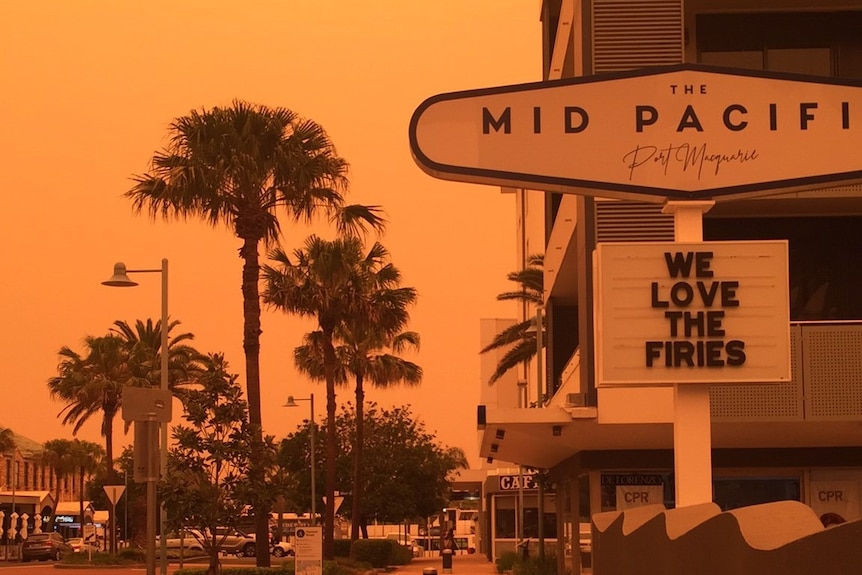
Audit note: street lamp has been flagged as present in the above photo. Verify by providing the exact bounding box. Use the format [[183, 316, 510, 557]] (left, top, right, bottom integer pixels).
[[102, 259, 169, 575], [283, 394, 316, 526]]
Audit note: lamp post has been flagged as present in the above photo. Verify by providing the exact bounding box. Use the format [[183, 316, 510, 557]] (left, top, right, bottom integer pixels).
[[283, 394, 316, 526], [102, 259, 169, 575]]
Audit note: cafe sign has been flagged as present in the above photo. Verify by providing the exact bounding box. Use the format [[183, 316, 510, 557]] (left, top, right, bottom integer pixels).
[[409, 64, 862, 200]]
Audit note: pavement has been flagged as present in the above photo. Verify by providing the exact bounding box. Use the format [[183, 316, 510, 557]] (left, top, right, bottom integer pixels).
[[392, 553, 497, 575]]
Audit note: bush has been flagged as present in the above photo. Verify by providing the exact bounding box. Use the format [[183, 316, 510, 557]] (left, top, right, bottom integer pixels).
[[62, 550, 142, 565], [496, 551, 520, 573], [334, 539, 352, 558], [513, 554, 560, 575], [351, 538, 402, 568], [175, 560, 367, 575], [388, 543, 413, 565]]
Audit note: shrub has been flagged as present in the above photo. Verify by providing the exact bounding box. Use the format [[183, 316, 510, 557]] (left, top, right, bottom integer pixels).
[[334, 539, 352, 558], [351, 538, 399, 568], [496, 551, 520, 573], [175, 560, 366, 575], [513, 554, 560, 575], [388, 543, 413, 565]]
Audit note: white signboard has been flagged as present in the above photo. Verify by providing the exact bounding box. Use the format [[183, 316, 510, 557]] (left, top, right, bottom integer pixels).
[[409, 65, 862, 200], [294, 527, 323, 575], [595, 240, 790, 385]]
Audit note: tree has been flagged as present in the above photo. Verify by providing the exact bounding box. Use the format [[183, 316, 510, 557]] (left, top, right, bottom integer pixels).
[[41, 439, 75, 532], [480, 254, 545, 384], [164, 353, 276, 575], [263, 235, 395, 558], [127, 100, 385, 565], [278, 403, 467, 530], [110, 318, 203, 388], [47, 335, 129, 480], [293, 264, 421, 539], [68, 440, 105, 542]]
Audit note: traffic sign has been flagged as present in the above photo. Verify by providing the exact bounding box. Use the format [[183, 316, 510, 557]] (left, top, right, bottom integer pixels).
[[104, 485, 126, 505]]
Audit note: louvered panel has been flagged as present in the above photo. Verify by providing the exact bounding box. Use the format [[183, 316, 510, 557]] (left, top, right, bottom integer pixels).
[[592, 0, 684, 73], [595, 201, 675, 243]]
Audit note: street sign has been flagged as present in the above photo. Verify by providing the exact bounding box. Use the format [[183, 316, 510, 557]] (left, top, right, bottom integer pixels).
[[294, 527, 322, 575], [122, 387, 172, 423], [409, 64, 862, 201], [104, 485, 126, 505]]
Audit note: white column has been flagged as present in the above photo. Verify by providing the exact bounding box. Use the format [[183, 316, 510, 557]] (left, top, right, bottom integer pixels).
[[662, 200, 715, 507]]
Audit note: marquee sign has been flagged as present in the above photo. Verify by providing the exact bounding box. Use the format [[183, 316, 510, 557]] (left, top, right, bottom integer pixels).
[[409, 64, 862, 200], [594, 240, 790, 386]]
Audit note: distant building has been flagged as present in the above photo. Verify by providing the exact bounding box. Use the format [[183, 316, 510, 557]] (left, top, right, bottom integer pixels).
[[1, 429, 88, 538]]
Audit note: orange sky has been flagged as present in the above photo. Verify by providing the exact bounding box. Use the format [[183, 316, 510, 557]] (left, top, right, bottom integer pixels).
[[0, 1, 541, 468]]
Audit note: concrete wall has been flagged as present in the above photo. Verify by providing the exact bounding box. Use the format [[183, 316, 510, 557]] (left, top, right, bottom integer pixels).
[[592, 501, 862, 575]]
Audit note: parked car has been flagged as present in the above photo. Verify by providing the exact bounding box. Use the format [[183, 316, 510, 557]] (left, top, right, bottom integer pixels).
[[67, 537, 99, 553], [156, 529, 205, 552], [21, 532, 73, 562], [385, 533, 422, 557], [271, 541, 295, 557], [212, 527, 256, 557]]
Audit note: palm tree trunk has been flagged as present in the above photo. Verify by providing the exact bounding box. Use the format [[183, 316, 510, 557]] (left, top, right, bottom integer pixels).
[[350, 377, 365, 541], [79, 467, 85, 539], [104, 418, 116, 553], [239, 235, 271, 567], [322, 329, 338, 560]]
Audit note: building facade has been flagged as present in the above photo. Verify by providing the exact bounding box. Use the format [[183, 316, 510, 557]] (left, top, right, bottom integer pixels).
[[1, 431, 87, 539], [476, 1, 862, 573]]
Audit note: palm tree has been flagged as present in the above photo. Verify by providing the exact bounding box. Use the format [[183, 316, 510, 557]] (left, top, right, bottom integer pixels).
[[110, 318, 204, 390], [126, 100, 385, 565], [294, 278, 421, 540], [262, 235, 394, 558], [68, 439, 105, 538], [480, 254, 545, 384], [42, 439, 75, 532], [47, 335, 129, 480]]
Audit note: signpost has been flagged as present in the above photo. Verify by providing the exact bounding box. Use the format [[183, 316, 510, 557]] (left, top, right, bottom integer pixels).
[[294, 527, 323, 575], [407, 64, 862, 508], [103, 485, 126, 551]]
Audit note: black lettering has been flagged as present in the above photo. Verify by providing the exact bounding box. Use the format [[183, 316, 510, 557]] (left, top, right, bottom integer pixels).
[[705, 340, 724, 366], [664, 252, 694, 278], [706, 311, 725, 336], [533, 107, 541, 134], [651, 282, 669, 308], [674, 341, 695, 367], [769, 103, 778, 131], [696, 282, 719, 306], [482, 107, 511, 134], [646, 341, 663, 367], [665, 311, 682, 336], [843, 102, 850, 130], [726, 340, 746, 365], [565, 106, 589, 133], [670, 282, 694, 306], [723, 105, 748, 131], [721, 281, 740, 306], [676, 105, 704, 132], [800, 102, 817, 130], [636, 106, 658, 132], [694, 252, 713, 277]]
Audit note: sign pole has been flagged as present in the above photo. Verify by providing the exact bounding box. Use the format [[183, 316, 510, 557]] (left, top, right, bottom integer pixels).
[[663, 200, 715, 507]]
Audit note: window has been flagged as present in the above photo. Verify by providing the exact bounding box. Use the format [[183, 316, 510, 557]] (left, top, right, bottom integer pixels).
[[697, 11, 862, 79]]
